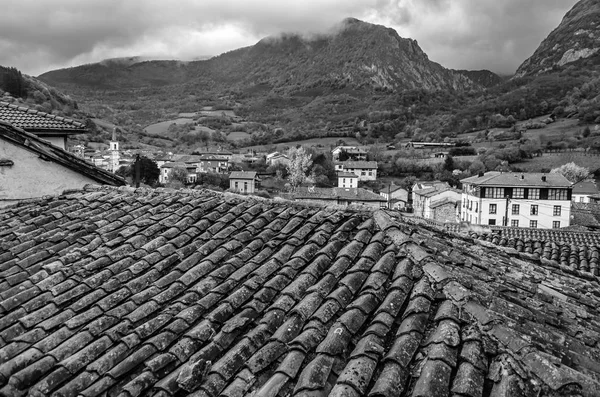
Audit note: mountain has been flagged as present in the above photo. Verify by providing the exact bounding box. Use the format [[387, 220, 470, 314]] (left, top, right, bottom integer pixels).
[[40, 18, 494, 93], [515, 0, 600, 78]]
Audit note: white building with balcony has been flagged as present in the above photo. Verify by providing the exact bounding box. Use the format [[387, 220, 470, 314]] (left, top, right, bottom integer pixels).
[[460, 172, 572, 229]]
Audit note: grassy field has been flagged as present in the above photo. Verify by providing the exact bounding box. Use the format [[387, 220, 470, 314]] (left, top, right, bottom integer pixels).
[[513, 152, 600, 172], [144, 118, 194, 135], [239, 136, 361, 152], [226, 131, 252, 141]]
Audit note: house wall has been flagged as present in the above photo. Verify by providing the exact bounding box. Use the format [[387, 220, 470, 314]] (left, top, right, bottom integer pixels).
[[230, 178, 255, 194], [573, 194, 591, 203], [338, 177, 358, 188], [415, 190, 460, 219], [0, 140, 99, 207], [432, 203, 458, 223], [461, 193, 571, 228]]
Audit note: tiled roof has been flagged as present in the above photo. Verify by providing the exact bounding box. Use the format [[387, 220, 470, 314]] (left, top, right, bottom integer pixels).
[[430, 196, 459, 209], [295, 187, 387, 202], [199, 155, 229, 161], [1, 187, 600, 396], [0, 102, 86, 133], [229, 171, 257, 179], [336, 161, 378, 169], [161, 162, 188, 169], [573, 181, 599, 195], [0, 121, 126, 187], [461, 172, 572, 188]]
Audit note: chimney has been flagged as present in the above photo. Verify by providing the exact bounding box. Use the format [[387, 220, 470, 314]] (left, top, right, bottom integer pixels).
[[541, 175, 547, 182]]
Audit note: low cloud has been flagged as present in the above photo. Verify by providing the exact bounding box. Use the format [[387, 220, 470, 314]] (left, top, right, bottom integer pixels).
[[0, 0, 578, 76]]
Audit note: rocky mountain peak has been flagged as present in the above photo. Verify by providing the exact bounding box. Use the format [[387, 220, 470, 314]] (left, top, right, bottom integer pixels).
[[515, 0, 600, 78]]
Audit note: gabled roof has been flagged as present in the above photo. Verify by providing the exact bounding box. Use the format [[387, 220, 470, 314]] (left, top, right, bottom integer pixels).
[[161, 161, 188, 169], [573, 180, 599, 195], [172, 155, 202, 163], [461, 171, 572, 188], [0, 187, 599, 396], [336, 161, 378, 169], [229, 171, 258, 179], [199, 154, 229, 161], [0, 121, 125, 186], [0, 101, 86, 134], [337, 171, 358, 178], [430, 196, 460, 208]]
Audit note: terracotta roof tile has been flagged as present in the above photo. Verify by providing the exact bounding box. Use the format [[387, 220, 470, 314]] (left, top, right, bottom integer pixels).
[[1, 187, 600, 396], [0, 102, 86, 132]]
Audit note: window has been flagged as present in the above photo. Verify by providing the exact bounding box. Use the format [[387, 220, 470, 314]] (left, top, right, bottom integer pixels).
[[475, 203, 478, 212], [553, 205, 561, 216], [548, 189, 567, 200], [511, 220, 519, 227], [511, 204, 520, 215], [530, 205, 538, 215], [530, 220, 537, 228], [361, 171, 366, 176], [513, 188, 524, 199], [528, 188, 540, 200], [244, 182, 248, 192], [488, 219, 496, 225], [553, 221, 561, 229], [234, 181, 238, 190], [368, 171, 372, 176], [489, 204, 497, 214], [486, 187, 505, 198], [580, 197, 584, 202]]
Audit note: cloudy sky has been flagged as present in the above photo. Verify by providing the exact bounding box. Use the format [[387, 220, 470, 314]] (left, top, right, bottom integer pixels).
[[0, 0, 578, 77]]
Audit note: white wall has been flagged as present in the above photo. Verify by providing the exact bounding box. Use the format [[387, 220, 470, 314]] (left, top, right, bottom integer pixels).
[[0, 140, 99, 206], [461, 193, 571, 228]]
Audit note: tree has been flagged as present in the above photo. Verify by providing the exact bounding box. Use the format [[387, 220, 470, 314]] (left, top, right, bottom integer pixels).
[[169, 167, 189, 186], [551, 162, 590, 183], [286, 147, 313, 190], [119, 157, 160, 187]]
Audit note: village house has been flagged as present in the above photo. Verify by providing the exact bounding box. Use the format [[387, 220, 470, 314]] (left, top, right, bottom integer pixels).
[[461, 171, 573, 229], [0, 101, 87, 150], [413, 184, 462, 222], [337, 171, 358, 188], [379, 183, 410, 210], [331, 145, 367, 161], [229, 171, 260, 193], [572, 180, 599, 203], [198, 154, 230, 173], [265, 151, 290, 167], [159, 161, 197, 184], [334, 160, 378, 181], [0, 121, 125, 206]]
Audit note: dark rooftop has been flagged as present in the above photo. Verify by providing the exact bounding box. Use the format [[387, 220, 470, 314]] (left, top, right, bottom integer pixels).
[[0, 187, 599, 397], [0, 102, 86, 133]]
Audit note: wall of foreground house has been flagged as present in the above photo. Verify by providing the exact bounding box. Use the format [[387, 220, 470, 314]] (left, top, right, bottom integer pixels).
[[0, 141, 98, 207]]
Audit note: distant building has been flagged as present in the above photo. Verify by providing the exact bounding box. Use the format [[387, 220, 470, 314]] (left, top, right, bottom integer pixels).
[[294, 187, 386, 209], [572, 180, 599, 203], [266, 152, 290, 167], [229, 171, 260, 194], [331, 146, 367, 161], [334, 161, 378, 181], [108, 128, 120, 173], [337, 172, 358, 188], [160, 161, 197, 184], [461, 172, 572, 229], [404, 141, 455, 149], [0, 121, 125, 207], [0, 101, 87, 150], [413, 185, 461, 221], [198, 154, 230, 173], [380, 184, 409, 210]]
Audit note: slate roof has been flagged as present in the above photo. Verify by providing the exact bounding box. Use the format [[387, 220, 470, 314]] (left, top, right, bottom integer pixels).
[[461, 172, 572, 188], [1, 187, 600, 396], [0, 102, 86, 134], [229, 171, 258, 180], [572, 203, 600, 229], [336, 161, 378, 170], [0, 121, 126, 187], [573, 181, 599, 195]]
